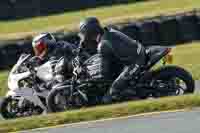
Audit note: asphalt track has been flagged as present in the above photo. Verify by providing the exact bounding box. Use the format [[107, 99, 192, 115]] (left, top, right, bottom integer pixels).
[[18, 81, 200, 133], [22, 109, 200, 133]]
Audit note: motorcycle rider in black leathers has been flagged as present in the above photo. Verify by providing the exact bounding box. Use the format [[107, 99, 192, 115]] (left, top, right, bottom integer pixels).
[[78, 17, 147, 103], [32, 33, 77, 81]]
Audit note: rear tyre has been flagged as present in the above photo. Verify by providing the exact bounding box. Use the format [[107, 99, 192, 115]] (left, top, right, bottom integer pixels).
[[152, 65, 195, 97]]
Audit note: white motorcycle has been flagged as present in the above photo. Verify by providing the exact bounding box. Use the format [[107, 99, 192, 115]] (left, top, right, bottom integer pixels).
[[0, 53, 59, 119]]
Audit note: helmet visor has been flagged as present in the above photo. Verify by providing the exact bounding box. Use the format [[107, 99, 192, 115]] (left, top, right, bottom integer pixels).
[[33, 41, 47, 58]]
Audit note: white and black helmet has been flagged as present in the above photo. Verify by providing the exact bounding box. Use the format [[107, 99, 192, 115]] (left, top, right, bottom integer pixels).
[[32, 33, 56, 57]]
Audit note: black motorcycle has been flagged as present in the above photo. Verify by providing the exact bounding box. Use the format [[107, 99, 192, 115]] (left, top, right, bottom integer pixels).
[[47, 46, 195, 112]]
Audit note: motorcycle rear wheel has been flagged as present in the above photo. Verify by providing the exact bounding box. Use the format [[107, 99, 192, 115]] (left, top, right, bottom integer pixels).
[[151, 65, 195, 97]]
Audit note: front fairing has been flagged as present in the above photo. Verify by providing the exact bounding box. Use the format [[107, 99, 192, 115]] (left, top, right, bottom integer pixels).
[[8, 71, 31, 90], [10, 54, 31, 74], [8, 54, 32, 90]]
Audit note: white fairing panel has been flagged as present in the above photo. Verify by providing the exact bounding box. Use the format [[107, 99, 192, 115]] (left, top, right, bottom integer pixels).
[[8, 71, 31, 90], [36, 61, 55, 82], [6, 87, 34, 97], [8, 54, 31, 90], [6, 54, 50, 110], [6, 88, 48, 110]]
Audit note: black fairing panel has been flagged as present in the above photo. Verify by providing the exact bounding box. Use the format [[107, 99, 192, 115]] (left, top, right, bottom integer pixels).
[[145, 46, 170, 69]]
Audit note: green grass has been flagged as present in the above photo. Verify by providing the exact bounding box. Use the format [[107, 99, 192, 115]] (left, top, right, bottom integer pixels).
[[0, 71, 9, 97], [172, 42, 200, 80], [0, 94, 200, 132], [0, 0, 200, 40], [0, 42, 200, 96]]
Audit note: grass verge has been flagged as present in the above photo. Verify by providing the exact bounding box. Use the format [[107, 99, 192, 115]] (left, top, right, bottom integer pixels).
[[172, 42, 200, 80], [0, 0, 200, 40], [0, 94, 200, 132], [0, 71, 9, 97]]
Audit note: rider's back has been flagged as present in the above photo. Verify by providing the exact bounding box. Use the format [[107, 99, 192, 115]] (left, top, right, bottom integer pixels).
[[98, 28, 144, 65], [97, 28, 145, 80]]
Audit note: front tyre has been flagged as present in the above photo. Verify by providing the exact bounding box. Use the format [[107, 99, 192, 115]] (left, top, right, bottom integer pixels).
[[0, 97, 18, 119], [152, 65, 195, 97], [0, 96, 44, 119]]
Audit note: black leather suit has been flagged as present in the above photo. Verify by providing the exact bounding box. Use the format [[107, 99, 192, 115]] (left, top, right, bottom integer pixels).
[[97, 28, 146, 102]]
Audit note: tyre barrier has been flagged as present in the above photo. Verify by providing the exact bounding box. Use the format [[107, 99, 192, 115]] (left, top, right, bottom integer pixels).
[[137, 20, 160, 46], [0, 40, 33, 69], [177, 13, 200, 43], [57, 32, 80, 45], [0, 9, 200, 69], [157, 16, 181, 45]]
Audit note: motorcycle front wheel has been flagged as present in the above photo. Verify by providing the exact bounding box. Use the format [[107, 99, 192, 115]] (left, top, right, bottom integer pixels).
[[0, 97, 19, 119], [0, 96, 43, 119]]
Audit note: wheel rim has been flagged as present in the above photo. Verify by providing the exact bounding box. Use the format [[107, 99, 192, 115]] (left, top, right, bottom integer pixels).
[[173, 78, 187, 95], [154, 76, 189, 97]]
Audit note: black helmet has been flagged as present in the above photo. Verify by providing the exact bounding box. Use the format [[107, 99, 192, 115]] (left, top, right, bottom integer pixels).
[[79, 17, 103, 41]]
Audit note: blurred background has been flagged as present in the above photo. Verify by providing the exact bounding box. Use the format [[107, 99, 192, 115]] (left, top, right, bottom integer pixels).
[[0, 0, 144, 20]]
